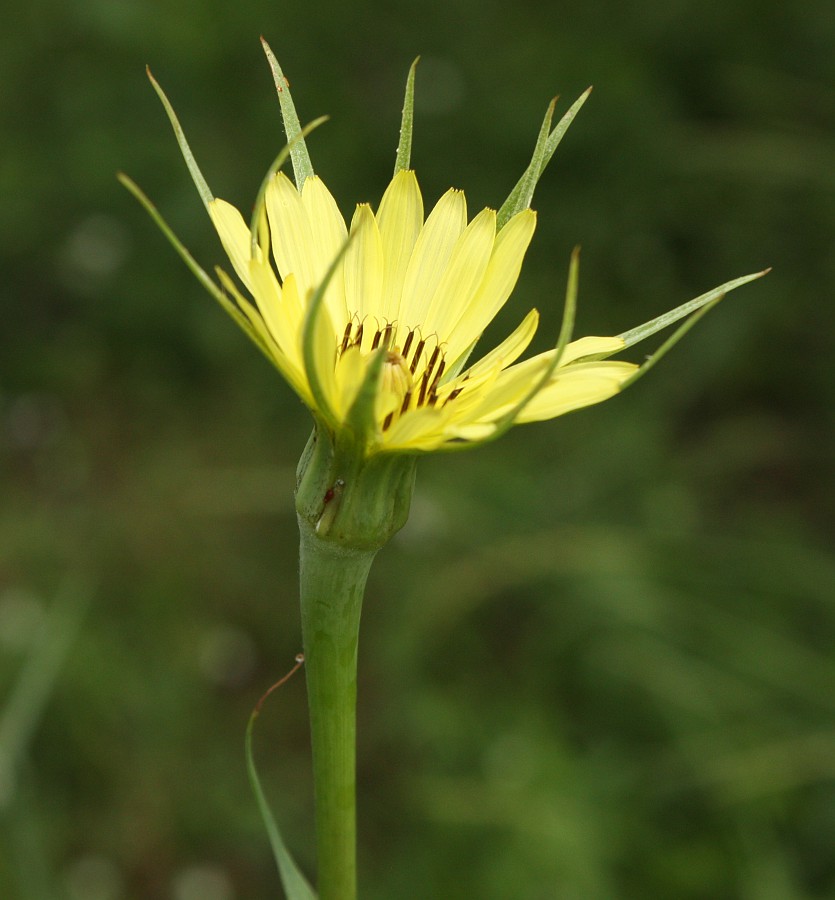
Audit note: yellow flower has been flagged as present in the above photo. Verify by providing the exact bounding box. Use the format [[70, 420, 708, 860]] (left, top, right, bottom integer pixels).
[[120, 43, 766, 456], [207, 168, 635, 452]]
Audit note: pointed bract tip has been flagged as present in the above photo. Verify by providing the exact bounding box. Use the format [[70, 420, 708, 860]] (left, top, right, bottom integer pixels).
[[261, 36, 277, 60], [145, 66, 162, 91]]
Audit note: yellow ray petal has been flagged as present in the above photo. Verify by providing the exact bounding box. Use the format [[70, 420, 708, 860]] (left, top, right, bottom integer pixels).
[[333, 344, 365, 419], [514, 361, 638, 422], [344, 204, 384, 323], [436, 362, 503, 420], [216, 267, 312, 404], [422, 208, 496, 339], [445, 421, 497, 442], [247, 257, 303, 369], [467, 356, 635, 424], [456, 308, 540, 382], [399, 188, 467, 328], [457, 350, 553, 422], [445, 209, 536, 361], [559, 335, 625, 365], [298, 268, 341, 422], [265, 171, 318, 292], [209, 199, 256, 292], [382, 405, 450, 451], [472, 334, 627, 393], [301, 175, 349, 325], [376, 170, 424, 325]]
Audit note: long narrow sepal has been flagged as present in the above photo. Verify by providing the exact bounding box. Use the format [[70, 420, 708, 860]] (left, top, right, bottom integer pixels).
[[617, 269, 771, 350], [494, 245, 579, 429], [245, 659, 318, 900], [497, 97, 555, 230], [497, 88, 592, 229], [344, 349, 387, 445], [117, 173, 257, 342], [214, 267, 290, 370], [301, 237, 356, 428], [261, 38, 315, 190], [619, 292, 724, 390], [146, 67, 214, 210], [394, 58, 419, 175]]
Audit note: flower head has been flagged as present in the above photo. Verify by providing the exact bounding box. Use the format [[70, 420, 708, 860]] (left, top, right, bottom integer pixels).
[[121, 43, 767, 457], [208, 165, 636, 452]]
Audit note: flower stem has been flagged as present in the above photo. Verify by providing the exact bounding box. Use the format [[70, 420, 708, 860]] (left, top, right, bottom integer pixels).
[[294, 424, 417, 899], [298, 526, 376, 900]]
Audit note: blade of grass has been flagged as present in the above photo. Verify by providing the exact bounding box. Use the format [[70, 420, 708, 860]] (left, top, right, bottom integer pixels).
[[246, 656, 317, 900]]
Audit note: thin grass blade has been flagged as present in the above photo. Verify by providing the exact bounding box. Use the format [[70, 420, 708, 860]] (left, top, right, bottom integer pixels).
[[245, 708, 317, 900]]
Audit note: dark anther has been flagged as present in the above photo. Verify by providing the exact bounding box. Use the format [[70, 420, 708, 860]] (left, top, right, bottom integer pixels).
[[417, 371, 429, 406], [402, 330, 415, 360], [429, 359, 446, 394], [410, 338, 426, 374], [340, 322, 352, 354], [426, 345, 440, 378]]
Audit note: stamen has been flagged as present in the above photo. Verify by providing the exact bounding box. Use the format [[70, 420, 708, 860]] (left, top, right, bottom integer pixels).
[[410, 338, 426, 375], [400, 390, 412, 415], [426, 345, 440, 380], [340, 322, 352, 354], [429, 359, 445, 395], [417, 371, 430, 407], [338, 318, 452, 424]]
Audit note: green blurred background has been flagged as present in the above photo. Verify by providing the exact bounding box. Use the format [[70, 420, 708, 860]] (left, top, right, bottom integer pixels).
[[2, 0, 834, 897]]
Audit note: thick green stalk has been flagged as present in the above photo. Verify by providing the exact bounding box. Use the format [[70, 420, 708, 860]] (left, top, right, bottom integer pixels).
[[295, 424, 417, 900], [298, 530, 374, 900]]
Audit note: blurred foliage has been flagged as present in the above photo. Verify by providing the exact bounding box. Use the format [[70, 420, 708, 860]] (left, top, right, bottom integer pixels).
[[1, 0, 834, 898]]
